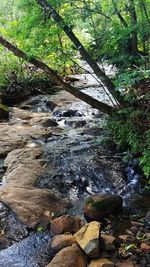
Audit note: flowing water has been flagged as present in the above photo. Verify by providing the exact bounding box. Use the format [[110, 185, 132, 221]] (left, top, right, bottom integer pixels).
[[0, 64, 149, 266]]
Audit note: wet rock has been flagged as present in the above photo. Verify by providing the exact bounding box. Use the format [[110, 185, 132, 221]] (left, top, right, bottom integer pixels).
[[140, 243, 150, 253], [101, 234, 118, 251], [47, 234, 76, 254], [41, 118, 58, 127], [0, 232, 51, 267], [74, 221, 101, 258], [54, 109, 82, 118], [46, 244, 87, 267], [46, 100, 57, 111], [29, 117, 58, 127], [84, 194, 123, 221], [0, 123, 52, 156], [0, 103, 9, 121], [0, 187, 70, 227], [51, 215, 83, 235], [0, 234, 10, 250], [89, 258, 114, 267], [2, 147, 44, 187]]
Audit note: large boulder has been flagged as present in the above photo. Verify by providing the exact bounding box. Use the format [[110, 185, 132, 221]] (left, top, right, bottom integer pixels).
[[0, 103, 9, 121], [46, 244, 87, 267], [84, 195, 123, 221], [74, 221, 101, 258], [51, 215, 83, 235], [0, 186, 70, 227]]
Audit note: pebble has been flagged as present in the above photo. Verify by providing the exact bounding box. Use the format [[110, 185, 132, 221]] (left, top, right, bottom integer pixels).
[[130, 226, 137, 234]]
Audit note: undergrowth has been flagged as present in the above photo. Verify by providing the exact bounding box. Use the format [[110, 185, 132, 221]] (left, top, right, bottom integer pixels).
[[107, 71, 150, 184]]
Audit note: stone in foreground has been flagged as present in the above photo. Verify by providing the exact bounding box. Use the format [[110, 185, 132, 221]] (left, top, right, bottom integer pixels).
[[89, 258, 114, 267], [47, 234, 76, 253], [46, 244, 87, 267], [74, 221, 101, 258], [101, 234, 118, 251]]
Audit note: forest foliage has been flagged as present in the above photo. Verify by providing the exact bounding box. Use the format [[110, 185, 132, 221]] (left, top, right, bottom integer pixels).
[[0, 0, 150, 181]]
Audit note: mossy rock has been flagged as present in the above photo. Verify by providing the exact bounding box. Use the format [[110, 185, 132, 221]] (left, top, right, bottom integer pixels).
[[0, 103, 9, 121], [84, 194, 123, 221]]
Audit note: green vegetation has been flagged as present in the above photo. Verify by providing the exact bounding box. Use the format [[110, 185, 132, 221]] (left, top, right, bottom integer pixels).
[[0, 0, 149, 181]]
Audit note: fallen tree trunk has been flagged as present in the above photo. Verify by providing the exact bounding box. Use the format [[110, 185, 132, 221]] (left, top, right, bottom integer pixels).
[[36, 0, 121, 104], [0, 36, 115, 115]]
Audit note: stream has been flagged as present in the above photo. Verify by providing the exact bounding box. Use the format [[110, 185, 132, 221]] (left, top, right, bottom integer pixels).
[[0, 64, 149, 266]]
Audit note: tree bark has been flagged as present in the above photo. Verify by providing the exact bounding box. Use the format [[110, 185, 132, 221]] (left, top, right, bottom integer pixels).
[[36, 0, 121, 104], [0, 35, 115, 115], [128, 0, 138, 54]]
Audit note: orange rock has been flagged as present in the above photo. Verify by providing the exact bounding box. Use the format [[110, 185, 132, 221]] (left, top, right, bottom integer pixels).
[[48, 234, 76, 253], [101, 234, 118, 251], [89, 258, 114, 267], [51, 215, 83, 234], [45, 244, 87, 267], [140, 242, 150, 253], [74, 221, 101, 258]]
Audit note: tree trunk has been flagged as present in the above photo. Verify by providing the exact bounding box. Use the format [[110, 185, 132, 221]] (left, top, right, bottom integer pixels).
[[36, 0, 122, 104], [0, 35, 115, 115], [128, 0, 138, 54]]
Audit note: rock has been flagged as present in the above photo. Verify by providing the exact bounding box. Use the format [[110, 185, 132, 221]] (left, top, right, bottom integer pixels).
[[29, 117, 58, 127], [101, 234, 118, 251], [51, 215, 83, 234], [0, 123, 52, 156], [47, 234, 76, 254], [140, 243, 150, 253], [54, 109, 82, 118], [46, 100, 57, 111], [74, 221, 101, 258], [41, 118, 58, 127], [0, 103, 9, 121], [84, 194, 123, 221], [2, 147, 44, 187], [89, 258, 114, 267], [46, 244, 87, 267], [130, 226, 138, 234], [0, 234, 10, 250], [145, 232, 150, 239], [62, 109, 82, 117], [0, 187, 70, 227]]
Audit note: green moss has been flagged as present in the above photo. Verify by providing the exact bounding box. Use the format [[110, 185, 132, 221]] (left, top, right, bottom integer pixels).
[[0, 103, 9, 112], [86, 197, 111, 211]]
